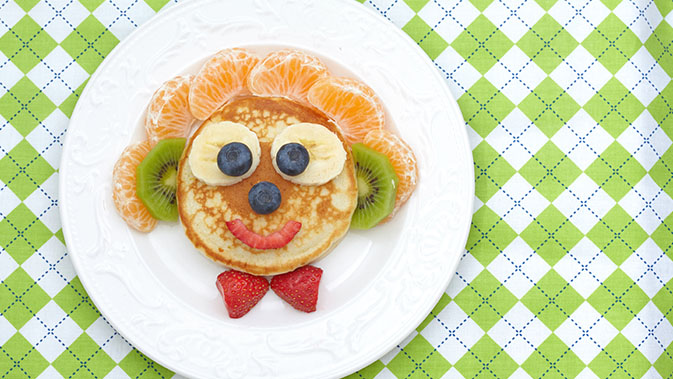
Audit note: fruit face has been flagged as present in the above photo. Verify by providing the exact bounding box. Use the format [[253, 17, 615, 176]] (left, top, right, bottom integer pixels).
[[248, 181, 282, 215], [217, 142, 253, 177], [276, 143, 310, 176], [113, 48, 420, 322]]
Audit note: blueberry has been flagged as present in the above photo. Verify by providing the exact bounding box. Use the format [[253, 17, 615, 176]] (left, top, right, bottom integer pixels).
[[248, 181, 281, 215], [276, 143, 309, 176], [218, 142, 252, 177]]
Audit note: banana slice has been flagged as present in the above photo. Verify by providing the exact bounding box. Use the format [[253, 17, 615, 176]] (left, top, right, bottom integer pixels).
[[189, 121, 261, 186], [271, 122, 346, 186]]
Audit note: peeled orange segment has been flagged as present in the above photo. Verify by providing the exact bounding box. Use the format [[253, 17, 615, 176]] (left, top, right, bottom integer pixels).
[[112, 141, 157, 232], [307, 76, 385, 144], [189, 48, 260, 120], [145, 75, 194, 146], [247, 49, 329, 102], [363, 129, 418, 220]]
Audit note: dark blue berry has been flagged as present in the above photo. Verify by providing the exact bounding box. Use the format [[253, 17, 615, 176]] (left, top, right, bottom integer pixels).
[[218, 142, 252, 177], [276, 143, 309, 176], [248, 181, 281, 215]]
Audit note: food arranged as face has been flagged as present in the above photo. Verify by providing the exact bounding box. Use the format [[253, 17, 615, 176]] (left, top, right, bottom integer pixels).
[[188, 119, 348, 249], [176, 97, 357, 278], [111, 47, 420, 317]]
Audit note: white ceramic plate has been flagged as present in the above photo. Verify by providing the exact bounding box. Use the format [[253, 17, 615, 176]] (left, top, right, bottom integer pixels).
[[59, 0, 473, 378]]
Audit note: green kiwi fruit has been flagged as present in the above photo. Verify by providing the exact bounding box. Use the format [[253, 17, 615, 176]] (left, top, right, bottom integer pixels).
[[350, 143, 399, 229], [136, 138, 186, 221]]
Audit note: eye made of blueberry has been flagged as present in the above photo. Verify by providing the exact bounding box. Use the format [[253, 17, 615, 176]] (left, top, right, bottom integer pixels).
[[271, 123, 347, 186], [275, 143, 309, 176], [188, 121, 261, 186], [218, 142, 253, 177]]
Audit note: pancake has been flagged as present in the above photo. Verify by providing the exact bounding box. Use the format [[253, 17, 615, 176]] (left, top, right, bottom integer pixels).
[[177, 96, 358, 275]]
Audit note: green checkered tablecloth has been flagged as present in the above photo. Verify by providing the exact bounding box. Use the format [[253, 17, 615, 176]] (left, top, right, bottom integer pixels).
[[1, 0, 672, 377]]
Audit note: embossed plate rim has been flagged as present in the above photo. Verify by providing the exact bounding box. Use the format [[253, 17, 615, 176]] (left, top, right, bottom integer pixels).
[[59, 0, 474, 378]]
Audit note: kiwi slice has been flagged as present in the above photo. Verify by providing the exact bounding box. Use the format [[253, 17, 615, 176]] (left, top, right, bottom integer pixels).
[[136, 138, 186, 221], [351, 143, 399, 229]]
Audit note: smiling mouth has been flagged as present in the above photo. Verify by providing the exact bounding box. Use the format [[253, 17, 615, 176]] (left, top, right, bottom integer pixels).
[[225, 219, 302, 250]]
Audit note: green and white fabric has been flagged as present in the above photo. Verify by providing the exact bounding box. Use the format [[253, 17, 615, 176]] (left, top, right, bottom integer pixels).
[[1, 0, 671, 378]]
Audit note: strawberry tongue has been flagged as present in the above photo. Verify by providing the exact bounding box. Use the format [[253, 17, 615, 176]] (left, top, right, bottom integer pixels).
[[226, 219, 302, 249]]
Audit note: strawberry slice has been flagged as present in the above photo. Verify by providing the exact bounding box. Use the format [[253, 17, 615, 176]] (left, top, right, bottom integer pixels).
[[270, 265, 323, 313], [226, 219, 301, 249], [216, 270, 269, 318]]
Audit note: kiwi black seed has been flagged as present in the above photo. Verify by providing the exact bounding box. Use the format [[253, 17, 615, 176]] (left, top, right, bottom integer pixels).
[[136, 138, 186, 222], [350, 143, 398, 229]]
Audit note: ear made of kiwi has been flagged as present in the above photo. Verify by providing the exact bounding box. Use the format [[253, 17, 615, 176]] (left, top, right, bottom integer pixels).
[[350, 143, 398, 229], [136, 138, 186, 222]]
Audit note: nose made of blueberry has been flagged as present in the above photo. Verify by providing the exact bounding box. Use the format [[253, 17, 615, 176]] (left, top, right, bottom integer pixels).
[[217, 141, 310, 215]]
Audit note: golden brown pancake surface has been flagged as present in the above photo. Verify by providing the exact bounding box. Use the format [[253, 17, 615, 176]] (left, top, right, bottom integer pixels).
[[177, 96, 357, 275]]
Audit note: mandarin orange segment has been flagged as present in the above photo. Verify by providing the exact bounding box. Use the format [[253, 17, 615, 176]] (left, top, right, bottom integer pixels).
[[145, 75, 194, 146], [307, 76, 385, 144], [363, 129, 418, 220], [247, 49, 329, 102], [112, 141, 157, 232], [189, 48, 259, 120]]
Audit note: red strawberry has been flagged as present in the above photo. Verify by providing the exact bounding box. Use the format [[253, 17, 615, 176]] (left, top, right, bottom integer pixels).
[[216, 270, 269, 318], [226, 219, 301, 249], [270, 265, 323, 313]]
